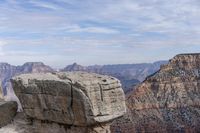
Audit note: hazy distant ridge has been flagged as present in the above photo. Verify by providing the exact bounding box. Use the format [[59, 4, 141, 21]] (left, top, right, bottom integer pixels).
[[0, 61, 167, 95], [61, 61, 168, 92]]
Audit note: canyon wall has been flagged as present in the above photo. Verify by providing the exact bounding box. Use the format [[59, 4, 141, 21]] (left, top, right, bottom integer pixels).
[[111, 53, 200, 132]]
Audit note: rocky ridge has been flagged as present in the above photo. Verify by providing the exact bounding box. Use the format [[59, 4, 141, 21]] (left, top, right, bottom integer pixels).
[[11, 72, 126, 133], [0, 61, 166, 96], [111, 53, 200, 132], [61, 61, 167, 93]]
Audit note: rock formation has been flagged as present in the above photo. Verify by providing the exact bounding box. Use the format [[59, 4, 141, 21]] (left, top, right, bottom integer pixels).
[[111, 53, 200, 132], [11, 72, 126, 133]]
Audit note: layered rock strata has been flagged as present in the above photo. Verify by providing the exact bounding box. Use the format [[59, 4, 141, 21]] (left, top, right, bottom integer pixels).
[[111, 53, 200, 132], [11, 72, 126, 133]]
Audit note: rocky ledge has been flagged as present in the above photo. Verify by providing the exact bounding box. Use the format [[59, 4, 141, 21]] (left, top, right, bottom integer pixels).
[[11, 72, 126, 133], [111, 53, 200, 132]]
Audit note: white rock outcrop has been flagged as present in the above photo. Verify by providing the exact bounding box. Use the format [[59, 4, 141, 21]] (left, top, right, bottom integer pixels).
[[11, 72, 126, 133]]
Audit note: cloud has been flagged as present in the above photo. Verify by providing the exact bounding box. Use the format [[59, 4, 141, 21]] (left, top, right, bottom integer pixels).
[[28, 1, 59, 10], [66, 26, 119, 34]]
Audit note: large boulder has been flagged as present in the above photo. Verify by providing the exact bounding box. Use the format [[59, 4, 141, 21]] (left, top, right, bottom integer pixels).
[[11, 72, 126, 132]]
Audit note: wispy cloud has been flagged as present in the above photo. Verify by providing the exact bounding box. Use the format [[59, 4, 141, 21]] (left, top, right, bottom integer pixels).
[[66, 26, 119, 34], [28, 0, 59, 10]]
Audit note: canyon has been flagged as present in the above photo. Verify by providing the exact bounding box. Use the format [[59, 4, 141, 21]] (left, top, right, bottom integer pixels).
[[1, 53, 200, 132]]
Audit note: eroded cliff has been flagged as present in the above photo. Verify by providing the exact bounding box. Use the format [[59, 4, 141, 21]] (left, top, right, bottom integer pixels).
[[111, 53, 200, 132]]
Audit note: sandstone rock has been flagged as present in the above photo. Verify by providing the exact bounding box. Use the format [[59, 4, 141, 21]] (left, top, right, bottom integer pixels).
[[11, 72, 126, 133], [0, 100, 17, 127], [111, 53, 200, 132]]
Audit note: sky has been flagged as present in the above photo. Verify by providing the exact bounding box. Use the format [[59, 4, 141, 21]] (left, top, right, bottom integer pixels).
[[0, 0, 200, 68]]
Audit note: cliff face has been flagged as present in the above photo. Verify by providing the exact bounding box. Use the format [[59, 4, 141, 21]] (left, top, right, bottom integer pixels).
[[11, 72, 126, 133], [111, 54, 200, 133]]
